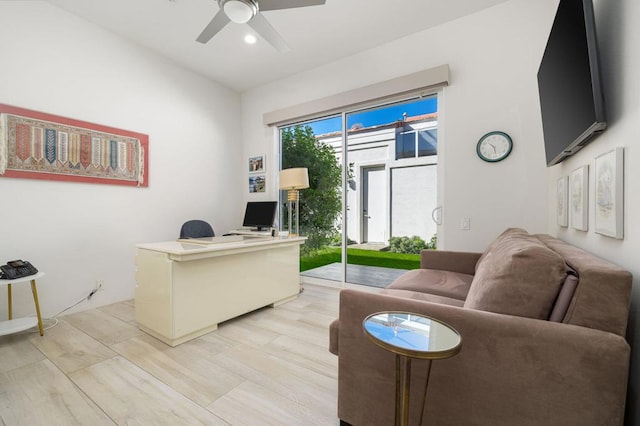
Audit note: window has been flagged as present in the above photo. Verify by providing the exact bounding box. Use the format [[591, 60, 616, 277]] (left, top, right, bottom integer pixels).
[[266, 66, 449, 286], [396, 128, 437, 159]]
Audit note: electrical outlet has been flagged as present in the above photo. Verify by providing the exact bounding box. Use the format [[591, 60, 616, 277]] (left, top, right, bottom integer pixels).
[[461, 217, 471, 230], [88, 280, 104, 300]]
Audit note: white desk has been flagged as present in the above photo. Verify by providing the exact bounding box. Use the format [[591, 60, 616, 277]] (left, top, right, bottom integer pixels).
[[135, 235, 305, 346], [0, 272, 45, 336]]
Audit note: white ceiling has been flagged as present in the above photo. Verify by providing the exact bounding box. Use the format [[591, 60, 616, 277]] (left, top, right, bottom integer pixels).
[[46, 0, 511, 92]]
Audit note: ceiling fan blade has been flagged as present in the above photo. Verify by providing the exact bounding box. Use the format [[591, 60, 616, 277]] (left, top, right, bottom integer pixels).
[[259, 0, 326, 12], [196, 11, 231, 44], [247, 12, 290, 53]]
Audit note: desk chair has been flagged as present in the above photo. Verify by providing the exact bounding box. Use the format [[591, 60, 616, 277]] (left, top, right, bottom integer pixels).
[[180, 220, 215, 239]]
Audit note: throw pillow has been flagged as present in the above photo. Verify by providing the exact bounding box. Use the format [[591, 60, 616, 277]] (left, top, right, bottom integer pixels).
[[465, 233, 567, 320], [474, 227, 529, 273]]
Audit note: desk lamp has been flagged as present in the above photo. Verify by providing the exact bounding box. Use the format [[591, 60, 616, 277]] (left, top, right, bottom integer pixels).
[[279, 168, 309, 237]]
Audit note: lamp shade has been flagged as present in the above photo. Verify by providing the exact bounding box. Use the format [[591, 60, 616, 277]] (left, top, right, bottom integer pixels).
[[279, 168, 309, 190]]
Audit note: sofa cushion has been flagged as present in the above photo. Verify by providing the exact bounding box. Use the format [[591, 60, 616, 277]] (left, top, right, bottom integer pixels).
[[387, 269, 473, 301], [475, 227, 529, 273], [381, 288, 466, 307], [464, 233, 567, 320]]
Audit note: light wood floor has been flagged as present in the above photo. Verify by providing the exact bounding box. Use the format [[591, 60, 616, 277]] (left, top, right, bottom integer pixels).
[[0, 284, 341, 425]]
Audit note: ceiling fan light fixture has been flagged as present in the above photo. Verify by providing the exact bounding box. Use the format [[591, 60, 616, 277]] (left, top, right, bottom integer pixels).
[[222, 0, 257, 24]]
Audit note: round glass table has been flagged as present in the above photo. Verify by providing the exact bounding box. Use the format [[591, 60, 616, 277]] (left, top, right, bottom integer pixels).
[[363, 311, 462, 426]]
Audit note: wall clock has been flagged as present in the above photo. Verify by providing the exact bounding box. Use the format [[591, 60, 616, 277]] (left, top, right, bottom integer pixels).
[[476, 131, 513, 162]]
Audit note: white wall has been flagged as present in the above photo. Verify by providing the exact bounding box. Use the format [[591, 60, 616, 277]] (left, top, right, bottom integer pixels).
[[546, 0, 640, 421], [241, 0, 553, 252], [4, 0, 636, 420], [0, 2, 242, 318]]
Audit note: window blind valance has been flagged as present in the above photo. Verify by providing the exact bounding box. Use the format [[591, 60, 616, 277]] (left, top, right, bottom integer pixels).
[[263, 64, 450, 127]]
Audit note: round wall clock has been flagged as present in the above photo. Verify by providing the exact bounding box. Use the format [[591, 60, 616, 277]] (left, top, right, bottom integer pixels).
[[476, 131, 513, 162]]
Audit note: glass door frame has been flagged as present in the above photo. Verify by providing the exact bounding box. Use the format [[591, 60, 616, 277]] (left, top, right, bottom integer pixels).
[[339, 111, 348, 285], [279, 91, 441, 287]]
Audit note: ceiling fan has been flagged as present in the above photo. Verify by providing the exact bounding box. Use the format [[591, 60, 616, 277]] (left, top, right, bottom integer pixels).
[[196, 0, 326, 53]]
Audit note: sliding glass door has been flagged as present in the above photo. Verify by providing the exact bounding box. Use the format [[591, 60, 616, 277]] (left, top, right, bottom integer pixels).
[[280, 94, 439, 287], [280, 115, 344, 282], [342, 97, 438, 286]]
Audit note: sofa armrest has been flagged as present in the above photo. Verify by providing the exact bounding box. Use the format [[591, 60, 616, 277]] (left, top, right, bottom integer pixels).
[[335, 289, 629, 426], [420, 250, 482, 275]]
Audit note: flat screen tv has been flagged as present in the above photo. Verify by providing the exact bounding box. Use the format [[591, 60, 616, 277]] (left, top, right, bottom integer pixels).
[[242, 201, 277, 231], [537, 0, 606, 166]]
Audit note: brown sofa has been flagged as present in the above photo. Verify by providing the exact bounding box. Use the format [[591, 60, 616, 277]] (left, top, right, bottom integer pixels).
[[329, 228, 632, 425]]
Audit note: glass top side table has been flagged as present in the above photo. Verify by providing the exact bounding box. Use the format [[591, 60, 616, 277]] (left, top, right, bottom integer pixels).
[[363, 311, 462, 426]]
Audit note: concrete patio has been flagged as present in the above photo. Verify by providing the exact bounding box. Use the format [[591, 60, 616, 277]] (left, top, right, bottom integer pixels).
[[300, 262, 407, 288]]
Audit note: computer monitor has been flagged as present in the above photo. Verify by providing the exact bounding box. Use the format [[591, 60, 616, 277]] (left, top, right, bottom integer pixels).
[[242, 201, 277, 231]]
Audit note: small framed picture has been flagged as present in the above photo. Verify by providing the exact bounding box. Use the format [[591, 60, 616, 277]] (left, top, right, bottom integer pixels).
[[594, 147, 624, 239], [249, 174, 265, 193], [557, 176, 568, 227], [570, 165, 588, 231], [248, 155, 265, 174]]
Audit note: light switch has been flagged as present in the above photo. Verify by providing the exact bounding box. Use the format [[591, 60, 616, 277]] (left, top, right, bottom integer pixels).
[[461, 217, 470, 230]]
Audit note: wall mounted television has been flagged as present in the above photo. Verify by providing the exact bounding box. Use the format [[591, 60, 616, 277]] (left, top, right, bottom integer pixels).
[[242, 201, 277, 231], [537, 0, 606, 166]]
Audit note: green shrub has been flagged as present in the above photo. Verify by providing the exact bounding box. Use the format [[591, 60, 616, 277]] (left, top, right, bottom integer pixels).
[[426, 234, 437, 250], [389, 236, 427, 254], [328, 233, 356, 247]]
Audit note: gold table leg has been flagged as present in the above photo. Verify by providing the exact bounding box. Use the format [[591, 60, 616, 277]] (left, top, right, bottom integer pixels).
[[30, 279, 44, 336], [419, 360, 433, 425], [402, 356, 412, 426], [7, 283, 12, 320], [395, 354, 401, 425], [395, 355, 412, 426]]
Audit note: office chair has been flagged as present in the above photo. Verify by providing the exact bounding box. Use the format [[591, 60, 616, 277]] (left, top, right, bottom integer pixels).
[[180, 220, 215, 238]]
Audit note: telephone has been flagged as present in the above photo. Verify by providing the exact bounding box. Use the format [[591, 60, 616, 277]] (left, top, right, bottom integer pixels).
[[0, 260, 38, 280]]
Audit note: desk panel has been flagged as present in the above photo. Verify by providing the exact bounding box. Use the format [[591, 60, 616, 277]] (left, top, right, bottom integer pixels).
[[135, 237, 304, 346]]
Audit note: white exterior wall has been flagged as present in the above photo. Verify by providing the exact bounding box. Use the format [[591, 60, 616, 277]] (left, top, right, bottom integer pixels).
[[316, 120, 437, 245], [391, 165, 438, 241], [0, 2, 242, 318]]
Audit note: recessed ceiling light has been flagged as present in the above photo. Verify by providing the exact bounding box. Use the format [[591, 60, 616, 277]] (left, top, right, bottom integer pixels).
[[244, 34, 257, 45]]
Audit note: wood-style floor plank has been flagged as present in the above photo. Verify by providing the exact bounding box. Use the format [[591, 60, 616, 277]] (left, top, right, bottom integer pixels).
[[111, 334, 245, 407], [214, 314, 282, 347], [244, 308, 330, 348], [28, 319, 116, 374], [0, 359, 114, 425], [98, 300, 137, 325], [208, 379, 335, 426], [69, 356, 228, 425], [214, 343, 337, 416], [64, 308, 144, 346], [0, 334, 45, 373], [263, 334, 338, 380], [0, 284, 342, 425]]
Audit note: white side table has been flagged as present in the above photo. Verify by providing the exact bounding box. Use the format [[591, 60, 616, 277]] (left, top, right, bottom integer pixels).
[[0, 272, 45, 336]]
